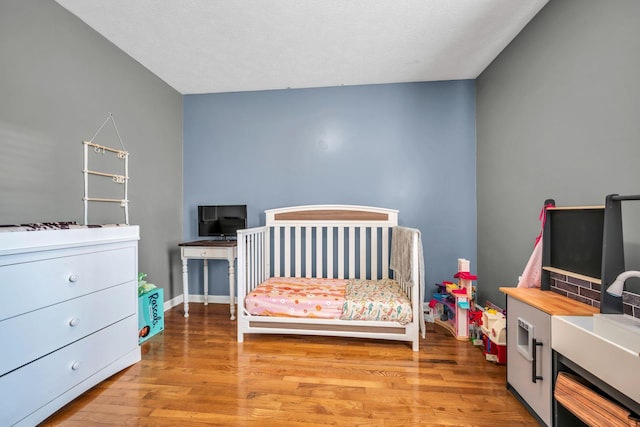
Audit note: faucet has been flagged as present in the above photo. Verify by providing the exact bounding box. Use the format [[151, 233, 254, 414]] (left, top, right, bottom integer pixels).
[[606, 270, 640, 297]]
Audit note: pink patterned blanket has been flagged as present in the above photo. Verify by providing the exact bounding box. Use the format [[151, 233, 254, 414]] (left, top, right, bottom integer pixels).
[[245, 277, 347, 319], [245, 277, 412, 324]]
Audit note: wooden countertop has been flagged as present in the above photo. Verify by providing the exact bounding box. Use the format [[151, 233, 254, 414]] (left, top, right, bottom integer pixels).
[[500, 287, 599, 316]]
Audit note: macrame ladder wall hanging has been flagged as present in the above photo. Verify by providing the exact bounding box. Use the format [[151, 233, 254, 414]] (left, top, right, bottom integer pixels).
[[82, 113, 129, 225]]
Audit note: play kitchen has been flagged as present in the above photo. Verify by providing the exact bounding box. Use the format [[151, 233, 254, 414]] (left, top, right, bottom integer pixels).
[[501, 194, 640, 427]]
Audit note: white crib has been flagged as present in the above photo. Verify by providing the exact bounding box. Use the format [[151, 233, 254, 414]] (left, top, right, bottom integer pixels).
[[236, 205, 423, 351]]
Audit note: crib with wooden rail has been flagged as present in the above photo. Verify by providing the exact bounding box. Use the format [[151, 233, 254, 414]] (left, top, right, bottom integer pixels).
[[236, 205, 424, 351]]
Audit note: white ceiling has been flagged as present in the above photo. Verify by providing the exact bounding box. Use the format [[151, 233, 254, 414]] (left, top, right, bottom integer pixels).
[[55, 0, 549, 95]]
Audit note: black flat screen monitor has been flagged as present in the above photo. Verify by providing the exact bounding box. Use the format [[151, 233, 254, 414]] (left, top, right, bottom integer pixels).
[[198, 205, 247, 239]]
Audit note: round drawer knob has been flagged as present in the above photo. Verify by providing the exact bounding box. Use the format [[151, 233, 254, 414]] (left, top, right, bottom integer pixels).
[[200, 251, 207, 257], [68, 274, 80, 283], [69, 318, 80, 327], [71, 361, 80, 371]]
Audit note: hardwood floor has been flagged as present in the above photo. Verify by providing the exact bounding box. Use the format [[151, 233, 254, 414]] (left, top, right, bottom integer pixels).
[[41, 303, 538, 426]]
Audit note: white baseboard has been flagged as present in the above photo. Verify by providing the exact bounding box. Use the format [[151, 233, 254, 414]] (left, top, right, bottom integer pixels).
[[164, 294, 182, 311], [163, 294, 233, 312]]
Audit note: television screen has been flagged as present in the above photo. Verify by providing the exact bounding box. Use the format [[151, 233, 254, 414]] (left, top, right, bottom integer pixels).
[[544, 207, 604, 279], [198, 205, 247, 238]]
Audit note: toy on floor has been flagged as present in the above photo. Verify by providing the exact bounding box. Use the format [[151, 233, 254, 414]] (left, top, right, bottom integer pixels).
[[429, 258, 478, 340], [138, 272, 164, 344], [469, 309, 484, 345], [137, 272, 157, 296], [480, 302, 507, 364]]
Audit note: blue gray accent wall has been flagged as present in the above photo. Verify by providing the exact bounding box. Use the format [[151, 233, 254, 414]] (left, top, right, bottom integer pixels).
[[183, 81, 477, 298]]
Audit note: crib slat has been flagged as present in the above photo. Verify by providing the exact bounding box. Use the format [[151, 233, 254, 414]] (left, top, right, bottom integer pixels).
[[238, 234, 246, 301], [296, 226, 303, 277], [257, 231, 264, 284], [250, 232, 256, 286], [337, 227, 345, 279], [294, 226, 301, 277], [326, 226, 334, 279], [263, 231, 268, 282], [274, 227, 281, 277], [305, 227, 312, 278], [254, 233, 261, 285], [256, 233, 261, 286], [261, 231, 267, 284], [359, 227, 366, 279], [248, 234, 254, 288], [382, 227, 389, 279], [256, 230, 270, 286], [315, 227, 323, 278], [251, 234, 261, 283], [284, 226, 291, 277], [249, 233, 255, 289], [262, 229, 268, 282], [371, 229, 378, 280], [348, 226, 355, 279]]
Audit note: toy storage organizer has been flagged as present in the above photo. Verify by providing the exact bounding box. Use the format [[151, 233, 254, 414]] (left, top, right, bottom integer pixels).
[[431, 259, 476, 341]]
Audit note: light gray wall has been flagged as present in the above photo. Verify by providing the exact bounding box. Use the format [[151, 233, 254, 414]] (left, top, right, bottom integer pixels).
[[477, 0, 640, 307], [0, 0, 184, 299]]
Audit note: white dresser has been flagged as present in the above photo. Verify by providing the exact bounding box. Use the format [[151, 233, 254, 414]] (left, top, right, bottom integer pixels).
[[0, 226, 141, 426]]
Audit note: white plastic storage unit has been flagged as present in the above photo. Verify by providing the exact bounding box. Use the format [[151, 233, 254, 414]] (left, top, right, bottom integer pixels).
[[0, 226, 141, 426]]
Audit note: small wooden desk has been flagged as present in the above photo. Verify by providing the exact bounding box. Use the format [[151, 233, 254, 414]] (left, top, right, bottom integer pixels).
[[179, 240, 238, 319]]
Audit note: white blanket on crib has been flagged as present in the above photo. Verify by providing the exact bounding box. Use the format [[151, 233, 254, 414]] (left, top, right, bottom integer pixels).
[[390, 226, 426, 338]]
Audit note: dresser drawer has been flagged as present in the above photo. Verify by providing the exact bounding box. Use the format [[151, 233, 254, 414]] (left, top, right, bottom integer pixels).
[[0, 246, 136, 321], [0, 281, 136, 376], [0, 315, 138, 427]]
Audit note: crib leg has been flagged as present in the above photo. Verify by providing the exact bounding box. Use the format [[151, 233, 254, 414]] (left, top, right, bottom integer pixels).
[[412, 339, 419, 351], [237, 309, 244, 342]]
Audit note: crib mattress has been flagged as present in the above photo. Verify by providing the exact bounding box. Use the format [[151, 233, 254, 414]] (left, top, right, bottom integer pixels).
[[245, 277, 413, 324], [245, 277, 348, 319]]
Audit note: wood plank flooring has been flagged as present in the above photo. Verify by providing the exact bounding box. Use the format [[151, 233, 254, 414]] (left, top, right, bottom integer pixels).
[[41, 303, 538, 426]]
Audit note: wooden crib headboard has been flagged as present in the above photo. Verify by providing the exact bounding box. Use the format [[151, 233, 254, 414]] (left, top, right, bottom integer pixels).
[[266, 205, 398, 226], [264, 205, 399, 280]]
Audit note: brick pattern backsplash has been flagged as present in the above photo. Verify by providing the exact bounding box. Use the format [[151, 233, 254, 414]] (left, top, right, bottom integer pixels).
[[623, 291, 640, 318], [549, 271, 640, 318]]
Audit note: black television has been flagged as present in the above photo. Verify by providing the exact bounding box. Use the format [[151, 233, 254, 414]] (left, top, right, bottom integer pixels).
[[198, 205, 247, 239]]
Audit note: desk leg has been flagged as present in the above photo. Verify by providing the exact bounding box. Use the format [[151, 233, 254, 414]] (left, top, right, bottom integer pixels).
[[203, 259, 209, 306], [228, 255, 236, 320], [181, 257, 189, 318]]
